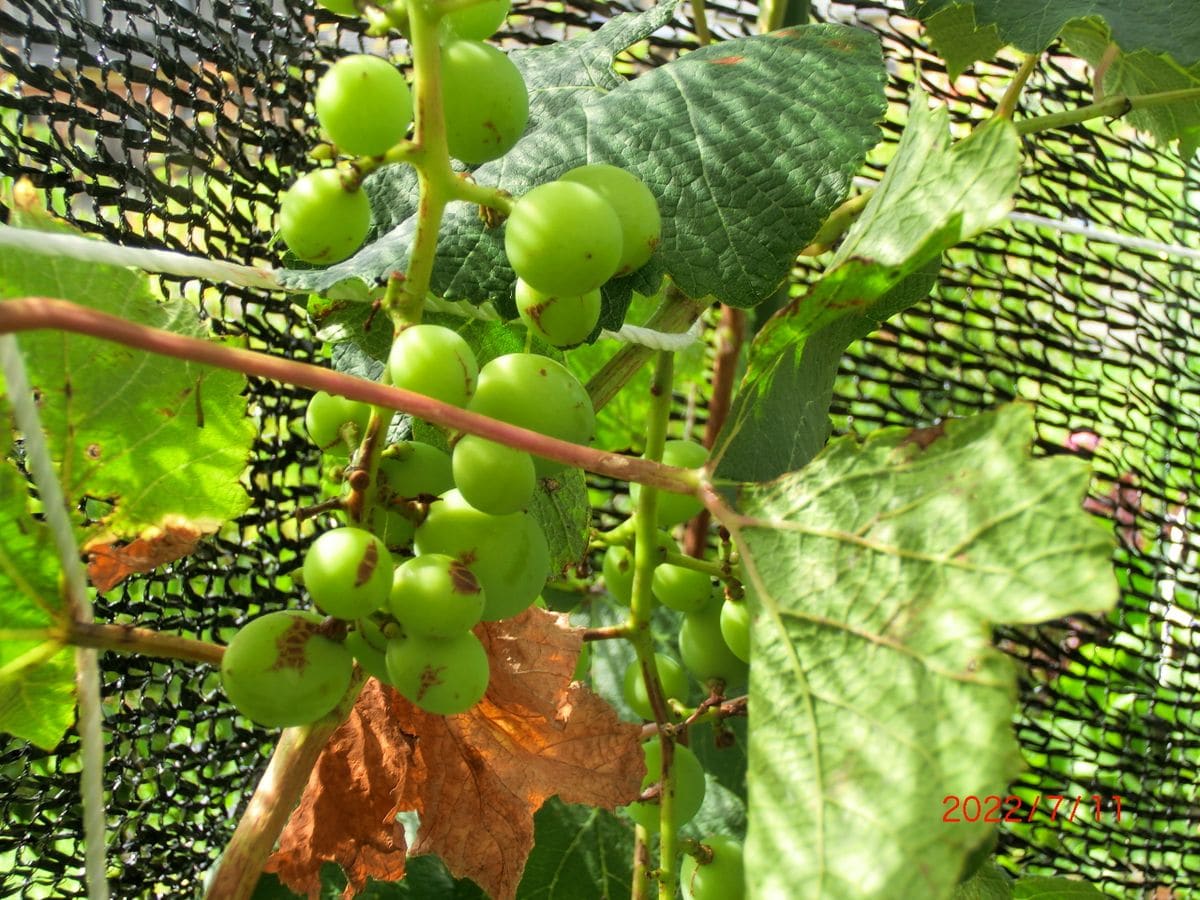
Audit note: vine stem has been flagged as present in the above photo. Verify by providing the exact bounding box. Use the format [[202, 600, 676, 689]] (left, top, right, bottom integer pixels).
[[1015, 85, 1200, 136], [0, 335, 108, 899], [204, 672, 366, 900], [994, 53, 1039, 121], [67, 621, 224, 666], [0, 297, 700, 495]]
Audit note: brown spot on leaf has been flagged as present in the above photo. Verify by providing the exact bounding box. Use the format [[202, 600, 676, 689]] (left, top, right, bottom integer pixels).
[[448, 561, 481, 596], [85, 443, 102, 460], [711, 55, 744, 65], [85, 517, 212, 591], [898, 422, 946, 450], [355, 540, 379, 589]]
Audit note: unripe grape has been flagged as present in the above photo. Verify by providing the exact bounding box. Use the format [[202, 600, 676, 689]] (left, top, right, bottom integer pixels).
[[303, 527, 394, 620], [624, 737, 706, 833], [442, 40, 528, 164], [220, 610, 353, 728], [442, 0, 510, 39], [561, 164, 661, 276], [386, 630, 490, 715], [681, 836, 746, 900], [279, 169, 371, 264], [468, 353, 594, 476], [316, 55, 413, 156], [452, 433, 536, 515], [719, 598, 750, 663], [344, 617, 393, 684], [378, 442, 454, 499], [388, 323, 479, 408], [389, 553, 486, 638], [622, 653, 688, 720], [602, 531, 675, 606], [651, 563, 713, 613], [415, 489, 549, 620], [631, 438, 709, 527], [680, 604, 748, 689], [505, 181, 623, 296], [515, 279, 602, 348], [305, 390, 372, 455]]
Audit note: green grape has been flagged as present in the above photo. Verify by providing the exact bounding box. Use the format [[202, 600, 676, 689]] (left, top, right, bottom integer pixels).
[[468, 353, 595, 476], [386, 630, 490, 715], [220, 610, 352, 728], [378, 442, 454, 499], [631, 438, 709, 526], [279, 168, 370, 264], [504, 181, 623, 296], [315, 55, 413, 157], [317, 0, 360, 14], [303, 527, 394, 620], [304, 390, 371, 455], [560, 164, 661, 276], [624, 737, 706, 833], [370, 505, 416, 550], [451, 433, 536, 515], [651, 563, 713, 613], [681, 836, 746, 900], [442, 0, 510, 39], [388, 323, 479, 408], [344, 617, 393, 684], [680, 603, 749, 689], [389, 553, 486, 638], [514, 279, 601, 348], [414, 489, 549, 620], [622, 653, 688, 720], [719, 598, 750, 663], [442, 39, 528, 164], [602, 544, 634, 605]]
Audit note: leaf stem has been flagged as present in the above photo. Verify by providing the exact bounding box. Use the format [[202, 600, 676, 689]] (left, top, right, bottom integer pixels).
[[994, 53, 1039, 121], [1015, 85, 1200, 136], [66, 621, 225, 667], [0, 298, 701, 494], [799, 190, 872, 257], [205, 672, 365, 900], [632, 825, 652, 900], [691, 0, 712, 47], [581, 624, 632, 642]]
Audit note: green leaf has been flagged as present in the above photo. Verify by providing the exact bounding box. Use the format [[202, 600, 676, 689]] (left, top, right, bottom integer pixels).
[[920, 3, 1004, 78], [905, 0, 1200, 66], [953, 864, 1013, 900], [714, 97, 1021, 482], [1011, 877, 1108, 899], [530, 468, 590, 578], [0, 206, 255, 541], [516, 799, 634, 899], [283, 20, 887, 325], [0, 459, 75, 750], [735, 404, 1118, 900]]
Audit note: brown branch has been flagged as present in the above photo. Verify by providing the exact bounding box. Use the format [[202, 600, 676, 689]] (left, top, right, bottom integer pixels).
[[67, 621, 224, 666], [0, 297, 698, 495], [582, 624, 632, 642]]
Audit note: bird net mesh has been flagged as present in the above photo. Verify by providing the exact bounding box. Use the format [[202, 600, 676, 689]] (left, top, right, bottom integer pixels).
[[0, 0, 1197, 896]]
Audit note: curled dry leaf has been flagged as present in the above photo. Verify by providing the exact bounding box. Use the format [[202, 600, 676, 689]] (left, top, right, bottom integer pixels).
[[269, 606, 645, 900], [85, 516, 214, 591]]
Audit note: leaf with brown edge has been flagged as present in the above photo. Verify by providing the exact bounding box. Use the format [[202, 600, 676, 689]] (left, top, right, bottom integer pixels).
[[264, 680, 415, 899], [394, 606, 645, 900], [84, 516, 214, 591]]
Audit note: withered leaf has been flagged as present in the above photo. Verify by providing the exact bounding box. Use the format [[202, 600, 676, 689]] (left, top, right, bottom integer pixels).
[[85, 516, 213, 591], [265, 680, 415, 898]]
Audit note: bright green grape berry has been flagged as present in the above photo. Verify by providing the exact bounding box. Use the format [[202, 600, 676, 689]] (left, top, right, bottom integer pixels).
[[719, 598, 750, 663], [651, 563, 713, 613], [370, 505, 416, 550], [303, 527, 394, 620], [514, 279, 601, 348], [415, 489, 549, 620], [305, 390, 372, 455], [386, 630, 490, 715], [469, 353, 595, 476], [505, 181, 623, 297], [344, 617, 393, 684], [220, 610, 352, 728], [680, 604, 749, 689], [452, 433, 536, 515], [279, 168, 370, 264], [388, 324, 479, 408], [442, 0, 510, 39], [389, 553, 486, 638], [631, 438, 709, 527], [442, 40, 528, 164], [625, 737, 706, 833], [378, 442, 454, 499], [602, 544, 634, 606], [316, 55, 413, 156], [681, 836, 746, 900], [561, 164, 661, 276], [317, 0, 359, 14], [622, 653, 688, 720]]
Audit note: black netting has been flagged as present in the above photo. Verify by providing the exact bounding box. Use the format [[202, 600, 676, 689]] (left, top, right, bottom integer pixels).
[[1, 0, 1198, 896]]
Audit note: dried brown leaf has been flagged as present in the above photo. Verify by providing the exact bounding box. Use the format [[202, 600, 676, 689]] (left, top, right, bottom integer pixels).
[[265, 680, 415, 899], [85, 516, 214, 591]]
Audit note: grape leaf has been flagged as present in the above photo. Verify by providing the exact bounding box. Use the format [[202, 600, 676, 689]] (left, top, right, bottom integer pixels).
[[919, 3, 1004, 78], [0, 458, 75, 750], [953, 864, 1013, 900], [0, 193, 255, 555], [714, 96, 1021, 483], [284, 19, 887, 326], [272, 609, 643, 900], [731, 404, 1118, 900], [516, 799, 634, 899], [1012, 877, 1108, 899]]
